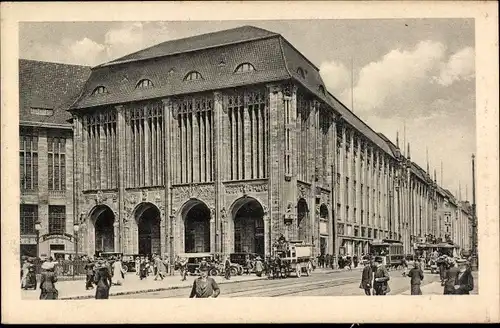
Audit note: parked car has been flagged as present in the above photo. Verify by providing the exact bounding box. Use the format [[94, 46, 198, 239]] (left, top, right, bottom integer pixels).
[[178, 253, 216, 276], [230, 252, 262, 274]]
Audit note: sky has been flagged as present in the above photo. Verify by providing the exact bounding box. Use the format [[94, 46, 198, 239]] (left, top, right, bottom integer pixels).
[[19, 19, 476, 199]]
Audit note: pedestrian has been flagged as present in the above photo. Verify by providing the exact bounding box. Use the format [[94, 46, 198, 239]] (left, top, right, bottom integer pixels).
[[21, 258, 30, 289], [438, 255, 448, 286], [453, 260, 474, 295], [254, 256, 264, 277], [85, 257, 95, 290], [346, 256, 352, 271], [135, 256, 140, 276], [353, 255, 359, 268], [94, 259, 112, 299], [139, 257, 148, 280], [359, 260, 373, 296], [179, 256, 188, 281], [224, 256, 231, 280], [407, 261, 424, 295], [39, 261, 58, 300], [112, 257, 126, 286], [373, 257, 390, 296], [337, 255, 343, 270], [443, 258, 459, 295], [154, 255, 167, 281], [189, 264, 220, 298], [244, 255, 252, 275]]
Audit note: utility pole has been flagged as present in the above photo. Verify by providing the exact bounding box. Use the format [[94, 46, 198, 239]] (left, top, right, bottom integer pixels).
[[471, 154, 478, 271]]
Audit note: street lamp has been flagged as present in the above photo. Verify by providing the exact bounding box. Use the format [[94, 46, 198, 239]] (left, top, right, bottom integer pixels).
[[73, 222, 79, 278], [35, 221, 42, 258]]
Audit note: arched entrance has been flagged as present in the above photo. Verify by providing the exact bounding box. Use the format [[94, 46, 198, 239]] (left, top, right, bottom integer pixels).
[[182, 200, 211, 253], [297, 198, 309, 242], [134, 203, 161, 256], [91, 205, 115, 254], [231, 197, 265, 256]]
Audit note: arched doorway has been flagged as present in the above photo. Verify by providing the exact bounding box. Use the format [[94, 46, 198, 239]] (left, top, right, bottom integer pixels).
[[232, 197, 265, 256], [183, 200, 211, 253], [135, 203, 161, 256], [297, 198, 309, 242], [91, 205, 115, 254]]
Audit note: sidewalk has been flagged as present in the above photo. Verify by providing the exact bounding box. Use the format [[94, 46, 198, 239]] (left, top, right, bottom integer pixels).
[[398, 271, 479, 295], [21, 272, 267, 300]]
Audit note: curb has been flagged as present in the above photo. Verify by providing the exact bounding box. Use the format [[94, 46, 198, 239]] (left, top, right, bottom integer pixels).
[[60, 276, 268, 300]]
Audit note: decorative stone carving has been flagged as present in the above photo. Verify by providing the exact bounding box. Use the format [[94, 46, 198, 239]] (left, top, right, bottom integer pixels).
[[95, 191, 106, 205], [221, 207, 227, 218], [142, 189, 148, 202], [210, 207, 216, 218], [155, 193, 162, 203], [112, 193, 118, 203], [174, 184, 214, 201], [298, 183, 310, 199], [225, 182, 268, 195], [262, 205, 268, 216], [171, 207, 177, 217]]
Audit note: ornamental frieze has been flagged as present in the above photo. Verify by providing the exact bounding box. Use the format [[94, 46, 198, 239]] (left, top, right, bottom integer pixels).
[[297, 182, 310, 199], [224, 181, 268, 195], [173, 184, 215, 202]]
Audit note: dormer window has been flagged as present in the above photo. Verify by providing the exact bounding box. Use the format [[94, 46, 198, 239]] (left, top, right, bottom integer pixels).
[[234, 63, 255, 73], [297, 67, 305, 79], [318, 85, 326, 95], [91, 86, 107, 96], [184, 71, 203, 81], [30, 107, 54, 116], [136, 79, 154, 89]]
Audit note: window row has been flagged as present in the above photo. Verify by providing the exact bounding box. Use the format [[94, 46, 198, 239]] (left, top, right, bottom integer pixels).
[[20, 205, 66, 235], [20, 134, 66, 192], [91, 63, 257, 96]]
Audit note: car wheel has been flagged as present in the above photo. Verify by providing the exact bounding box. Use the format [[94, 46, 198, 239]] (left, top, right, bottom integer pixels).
[[209, 268, 219, 276], [230, 267, 238, 276]]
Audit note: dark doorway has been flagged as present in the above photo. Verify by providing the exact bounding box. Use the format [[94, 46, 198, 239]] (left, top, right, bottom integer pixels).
[[137, 204, 161, 256], [297, 198, 309, 242], [93, 206, 115, 253], [184, 203, 211, 253], [234, 199, 265, 256]]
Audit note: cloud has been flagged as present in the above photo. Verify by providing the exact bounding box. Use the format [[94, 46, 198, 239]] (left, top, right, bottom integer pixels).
[[319, 60, 350, 95], [68, 38, 106, 66], [434, 47, 475, 86]]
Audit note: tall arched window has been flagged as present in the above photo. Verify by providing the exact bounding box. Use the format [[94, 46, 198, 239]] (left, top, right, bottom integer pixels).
[[136, 79, 154, 89], [92, 86, 107, 96], [184, 71, 203, 81], [234, 63, 255, 73]]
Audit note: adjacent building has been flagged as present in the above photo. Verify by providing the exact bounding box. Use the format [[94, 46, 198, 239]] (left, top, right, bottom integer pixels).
[[19, 59, 90, 258], [19, 26, 473, 261]]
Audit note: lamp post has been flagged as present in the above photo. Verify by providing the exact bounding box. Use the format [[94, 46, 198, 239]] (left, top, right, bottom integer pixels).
[[73, 222, 80, 278], [35, 221, 42, 259], [471, 154, 478, 271]]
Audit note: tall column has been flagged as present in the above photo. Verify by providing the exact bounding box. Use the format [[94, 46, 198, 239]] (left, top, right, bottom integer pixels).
[[244, 94, 252, 180], [193, 110, 200, 183], [213, 92, 224, 254], [116, 105, 126, 253], [267, 83, 286, 246], [162, 98, 172, 258]]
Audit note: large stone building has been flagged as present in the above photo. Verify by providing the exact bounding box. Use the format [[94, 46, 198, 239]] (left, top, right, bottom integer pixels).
[[19, 59, 90, 258], [20, 25, 473, 261]]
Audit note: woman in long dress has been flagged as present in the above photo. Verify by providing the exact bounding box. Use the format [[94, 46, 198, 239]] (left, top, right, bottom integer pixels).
[[39, 261, 58, 300], [94, 260, 112, 299], [111, 258, 126, 286]]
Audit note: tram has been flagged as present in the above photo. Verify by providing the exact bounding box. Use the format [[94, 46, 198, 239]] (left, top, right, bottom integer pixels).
[[368, 239, 404, 270]]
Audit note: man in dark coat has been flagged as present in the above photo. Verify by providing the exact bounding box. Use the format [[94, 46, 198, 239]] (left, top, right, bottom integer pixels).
[[94, 260, 112, 299], [373, 257, 390, 295], [224, 256, 231, 280], [189, 264, 220, 298], [443, 259, 459, 295], [454, 260, 474, 295], [359, 260, 373, 295], [353, 255, 359, 268], [407, 261, 424, 295], [84, 257, 95, 290]]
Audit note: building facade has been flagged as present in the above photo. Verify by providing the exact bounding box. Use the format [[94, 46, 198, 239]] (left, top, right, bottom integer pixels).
[[19, 59, 90, 258], [49, 26, 472, 260]]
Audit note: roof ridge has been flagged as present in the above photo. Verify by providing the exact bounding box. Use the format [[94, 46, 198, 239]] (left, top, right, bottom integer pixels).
[[19, 58, 91, 68], [98, 25, 279, 69]]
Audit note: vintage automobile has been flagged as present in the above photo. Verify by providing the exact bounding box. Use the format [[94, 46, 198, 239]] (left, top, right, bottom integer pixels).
[[368, 239, 405, 270], [272, 240, 313, 278], [229, 252, 262, 274], [178, 253, 217, 276]]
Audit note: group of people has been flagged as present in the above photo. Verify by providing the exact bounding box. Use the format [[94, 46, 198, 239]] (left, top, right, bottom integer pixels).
[[359, 257, 391, 296], [134, 254, 169, 281]]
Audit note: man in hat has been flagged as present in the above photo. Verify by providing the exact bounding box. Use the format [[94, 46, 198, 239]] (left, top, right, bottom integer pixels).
[[359, 259, 373, 295], [454, 260, 474, 295], [373, 256, 390, 295], [443, 258, 459, 294], [84, 257, 95, 290], [189, 263, 220, 298], [94, 259, 112, 299], [406, 261, 424, 295]]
